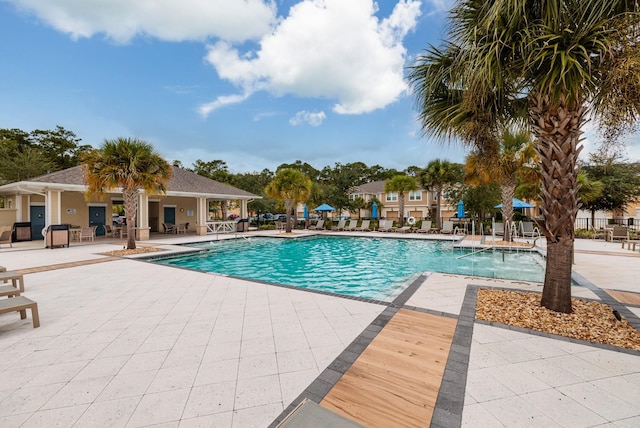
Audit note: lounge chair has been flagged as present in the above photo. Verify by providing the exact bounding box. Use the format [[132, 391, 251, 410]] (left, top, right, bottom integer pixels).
[[378, 220, 394, 232], [440, 221, 456, 234], [343, 220, 358, 231], [177, 223, 188, 234], [607, 225, 629, 241], [331, 219, 347, 231], [492, 222, 505, 237], [0, 296, 40, 328], [355, 219, 370, 231], [392, 226, 412, 233], [309, 219, 325, 230], [79, 226, 96, 242], [0, 230, 12, 248], [519, 221, 540, 238], [416, 221, 434, 233]]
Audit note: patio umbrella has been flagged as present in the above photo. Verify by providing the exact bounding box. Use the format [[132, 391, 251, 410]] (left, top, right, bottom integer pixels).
[[313, 203, 336, 212], [495, 198, 535, 209], [371, 201, 378, 219], [303, 205, 309, 219], [457, 200, 465, 218]]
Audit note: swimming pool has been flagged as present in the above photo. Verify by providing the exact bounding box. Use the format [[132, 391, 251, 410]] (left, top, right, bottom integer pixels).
[[152, 236, 545, 302]]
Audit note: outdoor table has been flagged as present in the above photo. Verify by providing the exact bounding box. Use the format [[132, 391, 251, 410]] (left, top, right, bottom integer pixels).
[[70, 227, 82, 242], [0, 271, 25, 292]]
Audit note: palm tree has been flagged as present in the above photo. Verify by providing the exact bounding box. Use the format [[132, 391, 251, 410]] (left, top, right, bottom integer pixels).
[[409, 0, 640, 313], [351, 196, 366, 219], [384, 175, 418, 227], [419, 160, 462, 230], [265, 169, 312, 233], [465, 129, 538, 241], [82, 138, 172, 250]]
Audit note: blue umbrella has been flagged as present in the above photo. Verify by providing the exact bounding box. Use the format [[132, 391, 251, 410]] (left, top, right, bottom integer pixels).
[[495, 198, 535, 209], [371, 201, 378, 219], [457, 200, 465, 218], [313, 203, 336, 212], [303, 205, 309, 219]]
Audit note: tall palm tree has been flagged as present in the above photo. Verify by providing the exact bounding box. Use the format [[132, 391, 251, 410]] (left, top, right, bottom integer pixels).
[[265, 169, 312, 233], [82, 138, 172, 250], [384, 175, 419, 227], [465, 129, 538, 241], [409, 0, 640, 313], [419, 159, 462, 230]]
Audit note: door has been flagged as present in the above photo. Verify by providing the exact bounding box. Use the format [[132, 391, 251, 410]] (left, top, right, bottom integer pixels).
[[89, 206, 106, 236], [164, 206, 175, 225], [30, 206, 46, 240]]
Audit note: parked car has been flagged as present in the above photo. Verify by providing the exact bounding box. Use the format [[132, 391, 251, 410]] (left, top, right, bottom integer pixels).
[[335, 215, 351, 221], [275, 214, 288, 221], [227, 213, 239, 220]]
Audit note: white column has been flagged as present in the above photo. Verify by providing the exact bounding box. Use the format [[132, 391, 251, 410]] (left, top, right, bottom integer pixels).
[[241, 200, 248, 219]]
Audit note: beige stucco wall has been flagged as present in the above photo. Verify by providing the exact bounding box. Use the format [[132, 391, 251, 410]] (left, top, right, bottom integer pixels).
[[160, 196, 198, 225], [0, 209, 17, 228]]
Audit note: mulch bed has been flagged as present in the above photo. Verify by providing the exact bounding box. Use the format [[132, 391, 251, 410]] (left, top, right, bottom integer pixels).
[[476, 289, 640, 351], [101, 247, 164, 256]]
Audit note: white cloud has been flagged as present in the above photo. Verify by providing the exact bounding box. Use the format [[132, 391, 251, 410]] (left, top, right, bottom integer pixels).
[[3, 0, 276, 42], [289, 110, 326, 126], [204, 0, 421, 115], [197, 93, 250, 117]]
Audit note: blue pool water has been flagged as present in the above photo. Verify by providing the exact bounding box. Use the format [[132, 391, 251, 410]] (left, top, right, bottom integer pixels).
[[153, 236, 545, 301]]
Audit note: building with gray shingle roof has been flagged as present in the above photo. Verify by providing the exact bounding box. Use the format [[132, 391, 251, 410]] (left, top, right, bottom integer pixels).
[[0, 166, 260, 240]]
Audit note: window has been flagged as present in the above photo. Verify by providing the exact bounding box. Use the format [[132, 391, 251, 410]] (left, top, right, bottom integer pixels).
[[409, 190, 422, 201], [386, 192, 398, 202]]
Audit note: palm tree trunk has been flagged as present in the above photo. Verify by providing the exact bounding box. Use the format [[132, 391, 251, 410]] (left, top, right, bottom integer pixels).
[[123, 189, 138, 250], [435, 188, 442, 230], [501, 177, 515, 242], [285, 200, 293, 233], [398, 193, 405, 227], [530, 93, 584, 313]]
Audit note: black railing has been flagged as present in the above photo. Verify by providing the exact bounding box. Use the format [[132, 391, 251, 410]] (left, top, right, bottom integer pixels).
[[575, 217, 637, 231]]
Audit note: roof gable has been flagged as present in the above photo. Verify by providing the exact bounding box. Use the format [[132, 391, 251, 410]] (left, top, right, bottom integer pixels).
[[13, 165, 259, 198]]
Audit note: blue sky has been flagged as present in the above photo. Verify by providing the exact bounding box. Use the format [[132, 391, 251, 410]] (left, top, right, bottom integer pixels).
[[1, 0, 637, 173]]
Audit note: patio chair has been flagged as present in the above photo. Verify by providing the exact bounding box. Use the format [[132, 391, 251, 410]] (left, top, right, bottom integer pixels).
[[519, 221, 540, 238], [0, 230, 12, 248], [79, 226, 96, 242], [162, 223, 176, 234], [343, 220, 358, 231], [355, 219, 370, 231], [309, 219, 325, 230], [275, 221, 286, 231], [415, 221, 433, 233], [440, 221, 455, 234], [331, 219, 347, 231]]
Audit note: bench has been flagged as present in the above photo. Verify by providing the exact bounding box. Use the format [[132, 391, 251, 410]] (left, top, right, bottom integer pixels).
[[622, 239, 640, 251], [0, 296, 40, 328]]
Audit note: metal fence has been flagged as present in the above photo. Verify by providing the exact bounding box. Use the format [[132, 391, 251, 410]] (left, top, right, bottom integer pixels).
[[575, 217, 637, 231]]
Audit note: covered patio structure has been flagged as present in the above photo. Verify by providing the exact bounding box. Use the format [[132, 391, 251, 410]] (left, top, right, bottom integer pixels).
[[0, 166, 260, 241]]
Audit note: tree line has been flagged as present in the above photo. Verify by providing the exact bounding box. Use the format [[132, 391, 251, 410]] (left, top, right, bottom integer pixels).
[[3, 126, 640, 228]]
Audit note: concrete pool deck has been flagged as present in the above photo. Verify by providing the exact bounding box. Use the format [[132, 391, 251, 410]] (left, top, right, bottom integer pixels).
[[0, 231, 639, 427]]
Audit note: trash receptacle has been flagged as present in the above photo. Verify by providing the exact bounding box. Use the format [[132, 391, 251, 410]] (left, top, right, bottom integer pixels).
[[628, 217, 634, 226], [46, 224, 70, 248], [12, 222, 32, 242], [236, 218, 249, 232]]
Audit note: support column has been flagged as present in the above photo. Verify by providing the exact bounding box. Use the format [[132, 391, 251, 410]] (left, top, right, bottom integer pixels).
[[47, 190, 62, 225], [196, 197, 208, 236], [241, 200, 248, 219], [136, 193, 150, 240]]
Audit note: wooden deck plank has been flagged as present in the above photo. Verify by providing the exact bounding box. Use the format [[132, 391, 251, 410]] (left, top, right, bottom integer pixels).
[[321, 309, 457, 428], [605, 289, 640, 306]]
